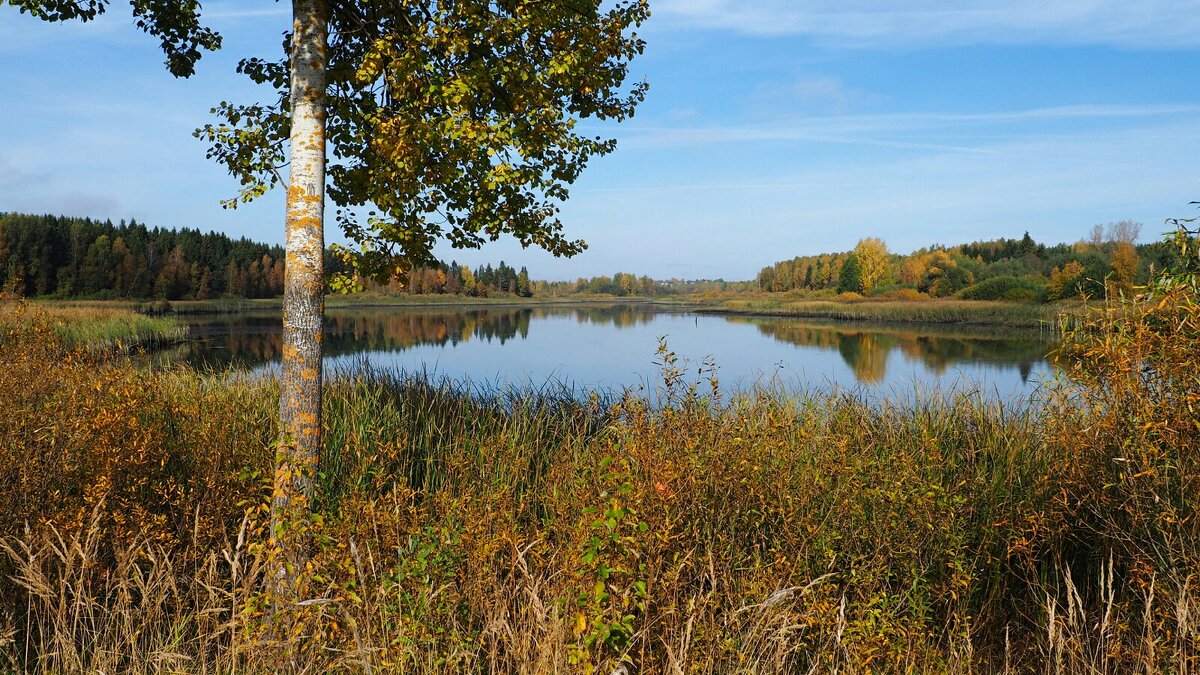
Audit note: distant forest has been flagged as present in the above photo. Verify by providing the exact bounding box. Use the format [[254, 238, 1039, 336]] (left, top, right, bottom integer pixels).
[[372, 261, 535, 298], [0, 213, 546, 300], [0, 212, 738, 301], [757, 222, 1182, 302], [359, 264, 735, 298], [9, 211, 1166, 305], [0, 213, 285, 300]]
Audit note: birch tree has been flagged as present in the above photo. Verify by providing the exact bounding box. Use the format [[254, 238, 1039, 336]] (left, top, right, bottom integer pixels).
[[10, 0, 649, 596], [853, 237, 891, 294], [264, 0, 327, 595], [197, 2, 648, 579]]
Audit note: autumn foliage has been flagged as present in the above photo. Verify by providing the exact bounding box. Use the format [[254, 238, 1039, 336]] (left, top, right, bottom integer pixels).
[[0, 243, 1198, 670]]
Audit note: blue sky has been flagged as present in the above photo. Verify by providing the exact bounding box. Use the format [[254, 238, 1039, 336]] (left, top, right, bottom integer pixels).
[[3, 1, 1200, 281]]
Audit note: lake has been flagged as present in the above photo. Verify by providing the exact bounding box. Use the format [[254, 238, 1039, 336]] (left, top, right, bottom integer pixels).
[[155, 304, 1059, 400]]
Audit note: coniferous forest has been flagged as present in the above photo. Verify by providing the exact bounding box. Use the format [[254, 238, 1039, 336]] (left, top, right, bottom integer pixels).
[[3, 212, 1189, 306], [0, 213, 539, 301], [0, 212, 285, 300]]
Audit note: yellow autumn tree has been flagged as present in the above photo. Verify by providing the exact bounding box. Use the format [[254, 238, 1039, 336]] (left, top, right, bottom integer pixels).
[[853, 237, 891, 293], [1049, 261, 1086, 299], [1110, 242, 1139, 295], [899, 251, 932, 286]]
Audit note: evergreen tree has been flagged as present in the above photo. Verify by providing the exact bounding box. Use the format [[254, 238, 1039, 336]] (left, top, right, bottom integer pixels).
[[517, 266, 532, 297], [838, 254, 863, 294]]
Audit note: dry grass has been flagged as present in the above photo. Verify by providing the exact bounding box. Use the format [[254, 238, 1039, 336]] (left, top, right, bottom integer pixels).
[[0, 280, 1196, 672], [710, 295, 1071, 328]]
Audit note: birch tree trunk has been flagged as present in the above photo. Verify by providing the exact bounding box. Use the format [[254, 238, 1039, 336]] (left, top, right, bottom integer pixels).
[[272, 0, 328, 598]]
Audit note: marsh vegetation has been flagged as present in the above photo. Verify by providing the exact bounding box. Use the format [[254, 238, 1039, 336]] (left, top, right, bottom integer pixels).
[[0, 264, 1196, 671]]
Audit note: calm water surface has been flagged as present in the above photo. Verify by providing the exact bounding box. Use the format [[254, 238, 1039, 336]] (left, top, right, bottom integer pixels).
[[157, 305, 1058, 400]]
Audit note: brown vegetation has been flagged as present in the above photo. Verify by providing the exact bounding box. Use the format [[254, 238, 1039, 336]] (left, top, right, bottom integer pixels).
[[0, 269, 1196, 671]]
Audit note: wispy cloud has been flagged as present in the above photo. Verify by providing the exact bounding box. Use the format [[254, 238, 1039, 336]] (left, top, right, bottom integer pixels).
[[0, 147, 124, 218], [0, 187, 121, 220], [753, 75, 880, 115], [618, 125, 1000, 154], [600, 103, 1200, 152], [0, 2, 285, 53], [0, 7, 130, 51], [0, 156, 49, 192], [653, 0, 1200, 48], [558, 112, 1200, 278]]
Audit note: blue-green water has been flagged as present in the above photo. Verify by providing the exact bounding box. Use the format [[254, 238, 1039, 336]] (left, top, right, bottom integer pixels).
[[157, 305, 1057, 400]]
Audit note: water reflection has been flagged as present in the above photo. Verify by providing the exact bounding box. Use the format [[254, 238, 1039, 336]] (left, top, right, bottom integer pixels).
[[734, 318, 1051, 385], [155, 305, 1055, 396], [165, 306, 662, 371]]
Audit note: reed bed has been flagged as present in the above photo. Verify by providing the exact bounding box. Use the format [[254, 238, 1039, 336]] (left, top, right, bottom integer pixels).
[[0, 286, 1196, 672], [165, 298, 283, 315], [22, 301, 188, 353], [703, 296, 1072, 329]]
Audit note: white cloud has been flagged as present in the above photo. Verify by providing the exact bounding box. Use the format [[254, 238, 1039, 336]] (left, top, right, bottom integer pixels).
[[753, 75, 880, 114], [0, 156, 48, 192], [598, 103, 1200, 152], [653, 0, 1200, 48]]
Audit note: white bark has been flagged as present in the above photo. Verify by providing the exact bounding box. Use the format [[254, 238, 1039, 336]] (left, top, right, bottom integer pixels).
[[272, 0, 328, 599]]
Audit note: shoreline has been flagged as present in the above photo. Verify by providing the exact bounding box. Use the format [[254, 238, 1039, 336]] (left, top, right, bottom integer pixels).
[[681, 301, 1073, 331], [33, 294, 1081, 330]]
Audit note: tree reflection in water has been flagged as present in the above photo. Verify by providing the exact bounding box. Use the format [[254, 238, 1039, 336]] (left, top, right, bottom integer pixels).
[[734, 318, 1053, 385], [154, 306, 1054, 389], [158, 306, 660, 371]]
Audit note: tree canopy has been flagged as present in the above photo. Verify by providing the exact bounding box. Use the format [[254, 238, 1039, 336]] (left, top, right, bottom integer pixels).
[[758, 226, 1163, 302], [197, 0, 650, 286]]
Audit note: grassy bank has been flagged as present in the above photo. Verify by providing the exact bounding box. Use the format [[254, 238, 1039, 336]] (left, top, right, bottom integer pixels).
[[0, 282, 1196, 673], [33, 294, 653, 316], [20, 301, 187, 353], [672, 292, 1077, 329], [32, 293, 1076, 332], [165, 298, 283, 315], [326, 291, 656, 309]]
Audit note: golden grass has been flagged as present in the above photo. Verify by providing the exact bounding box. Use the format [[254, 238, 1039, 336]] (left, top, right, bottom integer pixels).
[[0, 283, 1196, 672], [696, 293, 1075, 328]]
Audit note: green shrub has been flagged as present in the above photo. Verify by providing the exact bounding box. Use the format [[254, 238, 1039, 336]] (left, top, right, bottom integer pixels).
[[959, 275, 1048, 302], [870, 285, 930, 301], [136, 299, 173, 316], [866, 283, 902, 297]]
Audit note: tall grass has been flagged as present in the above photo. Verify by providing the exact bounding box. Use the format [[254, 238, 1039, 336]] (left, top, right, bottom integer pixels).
[[166, 298, 283, 315], [0, 283, 1196, 672], [712, 296, 1071, 328], [21, 301, 188, 353]]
